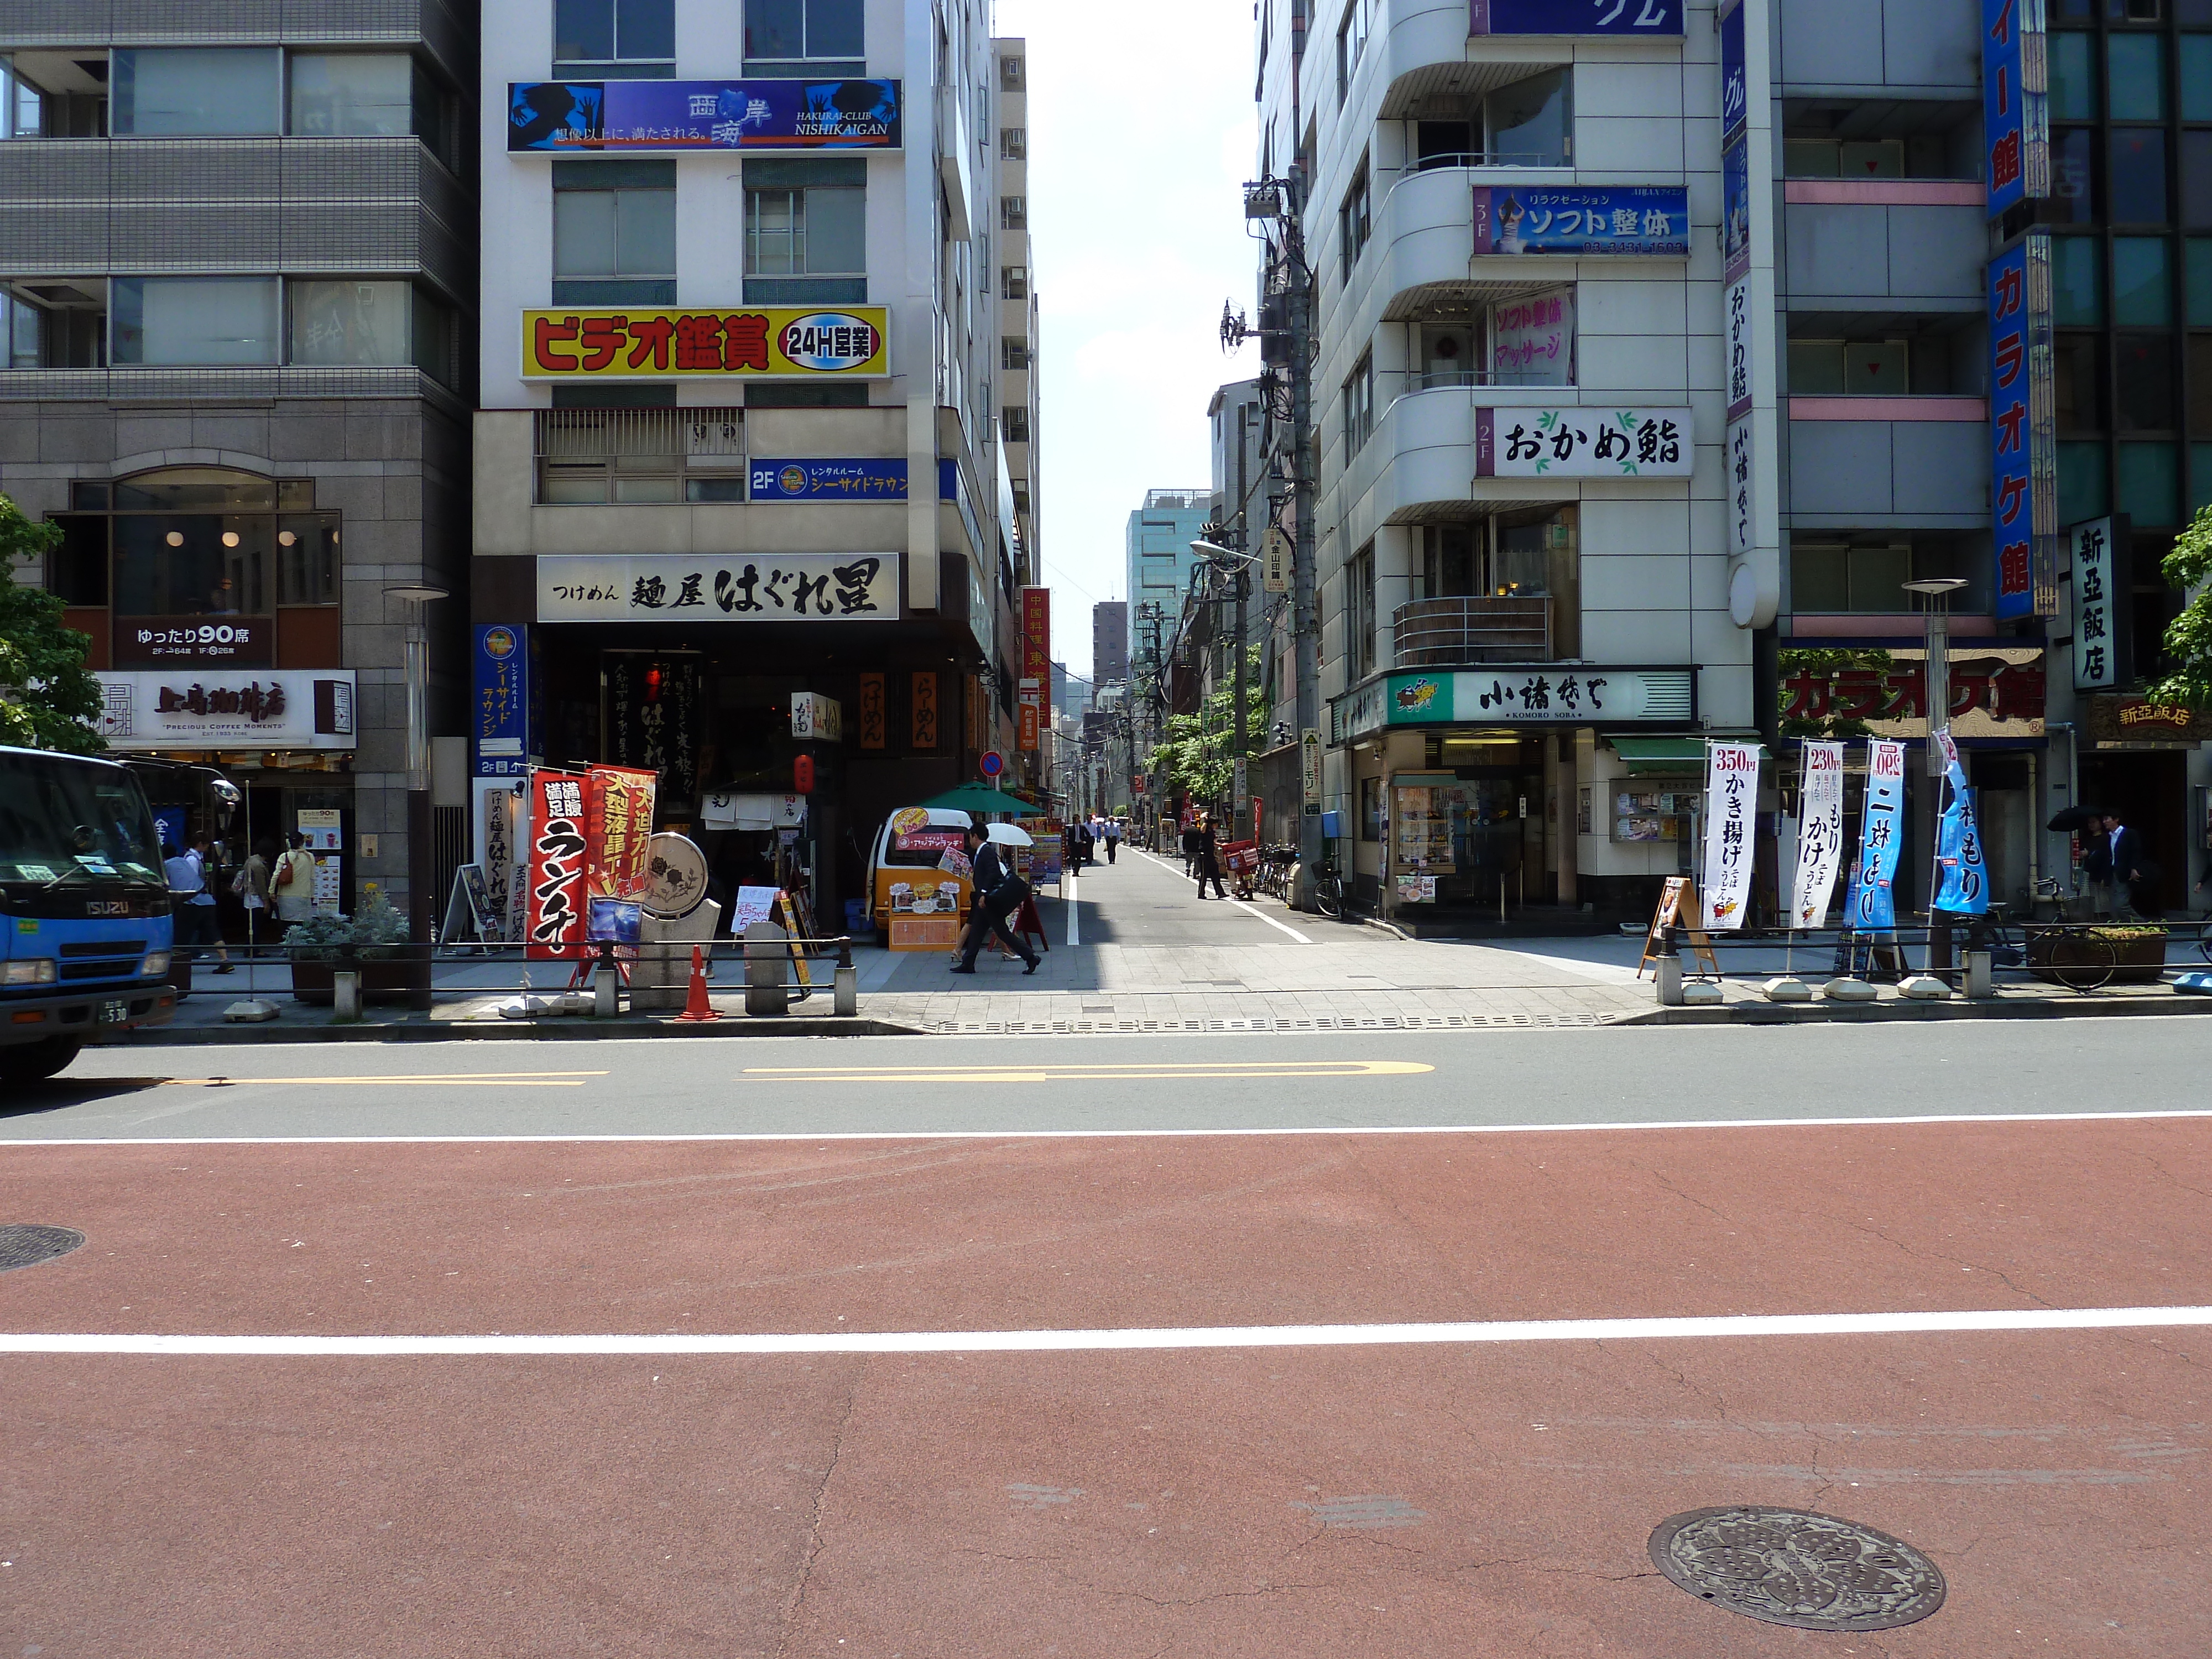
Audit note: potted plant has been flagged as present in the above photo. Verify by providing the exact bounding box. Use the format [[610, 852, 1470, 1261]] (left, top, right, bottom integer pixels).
[[285, 894, 429, 1004], [2028, 924, 2169, 988]]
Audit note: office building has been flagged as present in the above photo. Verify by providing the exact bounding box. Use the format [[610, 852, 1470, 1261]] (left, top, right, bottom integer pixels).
[[1092, 597, 1129, 683]]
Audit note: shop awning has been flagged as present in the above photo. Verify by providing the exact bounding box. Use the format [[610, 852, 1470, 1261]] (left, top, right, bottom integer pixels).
[[1608, 737, 1770, 775], [909, 782, 1050, 817]]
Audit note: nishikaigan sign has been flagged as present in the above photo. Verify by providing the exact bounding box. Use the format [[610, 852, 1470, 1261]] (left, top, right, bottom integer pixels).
[[523, 307, 888, 379], [1700, 741, 1760, 931], [507, 78, 901, 152], [538, 554, 900, 622], [1474, 408, 1691, 477]]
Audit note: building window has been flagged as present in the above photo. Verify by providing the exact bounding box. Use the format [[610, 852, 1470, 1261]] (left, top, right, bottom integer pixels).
[[1342, 351, 1374, 455], [111, 48, 280, 136], [1, 283, 105, 368], [1002, 337, 1030, 371], [1002, 264, 1028, 298], [534, 407, 745, 504], [285, 280, 453, 383], [1003, 405, 1030, 442], [1339, 160, 1370, 273], [1788, 537, 1989, 614], [1347, 542, 1376, 678], [555, 0, 675, 71], [2109, 128, 2169, 223], [1000, 196, 1027, 230], [1359, 774, 1381, 841], [58, 468, 339, 625], [554, 160, 677, 301], [1485, 69, 1572, 166], [747, 0, 865, 63], [999, 54, 1025, 91], [111, 277, 279, 366], [289, 53, 456, 167], [743, 160, 865, 276], [1787, 337, 1910, 394], [1335, 0, 1370, 105], [1000, 127, 1025, 160]]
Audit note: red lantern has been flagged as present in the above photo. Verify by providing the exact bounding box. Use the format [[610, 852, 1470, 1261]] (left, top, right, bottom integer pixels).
[[793, 753, 815, 794]]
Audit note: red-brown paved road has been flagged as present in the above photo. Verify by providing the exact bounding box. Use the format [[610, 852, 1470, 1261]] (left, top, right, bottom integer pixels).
[[3, 1117, 2209, 1657]]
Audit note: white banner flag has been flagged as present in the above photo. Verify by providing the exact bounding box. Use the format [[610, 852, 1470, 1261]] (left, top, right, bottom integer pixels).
[[1788, 740, 1846, 930], [1700, 740, 1760, 930]]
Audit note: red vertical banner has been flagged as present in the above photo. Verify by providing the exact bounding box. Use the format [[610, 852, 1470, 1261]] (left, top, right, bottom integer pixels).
[[1019, 585, 1050, 750], [526, 769, 589, 960], [585, 764, 659, 900]]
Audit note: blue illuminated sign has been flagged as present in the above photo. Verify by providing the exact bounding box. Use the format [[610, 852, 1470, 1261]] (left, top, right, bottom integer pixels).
[[747, 458, 909, 501], [1471, 185, 1688, 256], [1472, 0, 1682, 35]]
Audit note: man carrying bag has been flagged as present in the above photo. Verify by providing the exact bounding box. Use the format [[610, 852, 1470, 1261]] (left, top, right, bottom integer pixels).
[[950, 822, 1040, 974]]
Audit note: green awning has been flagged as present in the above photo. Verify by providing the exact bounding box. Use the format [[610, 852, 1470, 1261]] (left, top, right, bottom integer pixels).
[[1608, 737, 1770, 776], [908, 782, 1050, 817]]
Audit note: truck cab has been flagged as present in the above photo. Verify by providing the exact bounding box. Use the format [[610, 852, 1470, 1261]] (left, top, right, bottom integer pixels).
[[0, 746, 177, 1084]]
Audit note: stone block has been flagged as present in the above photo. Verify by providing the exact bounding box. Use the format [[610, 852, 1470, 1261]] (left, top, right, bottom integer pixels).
[[1822, 978, 1879, 1001]]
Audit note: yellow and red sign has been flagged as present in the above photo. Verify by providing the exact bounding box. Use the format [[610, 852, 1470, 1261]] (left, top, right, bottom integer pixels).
[[521, 306, 889, 379]]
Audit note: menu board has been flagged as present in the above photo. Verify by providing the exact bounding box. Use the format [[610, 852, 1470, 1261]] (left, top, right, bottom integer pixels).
[[1613, 782, 1699, 844]]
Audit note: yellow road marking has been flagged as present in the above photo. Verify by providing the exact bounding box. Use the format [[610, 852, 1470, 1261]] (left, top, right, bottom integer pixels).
[[743, 1061, 1434, 1084], [160, 1072, 609, 1088]]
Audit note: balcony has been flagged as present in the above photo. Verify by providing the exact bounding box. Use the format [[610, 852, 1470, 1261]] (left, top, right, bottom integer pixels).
[[1781, 200, 1985, 307], [1394, 595, 1552, 666]]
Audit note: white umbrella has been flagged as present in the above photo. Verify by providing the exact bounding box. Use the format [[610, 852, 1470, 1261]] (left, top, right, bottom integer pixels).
[[985, 822, 1034, 847]]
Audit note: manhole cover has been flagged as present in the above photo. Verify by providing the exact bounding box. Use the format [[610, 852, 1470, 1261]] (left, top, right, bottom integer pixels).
[[0, 1224, 86, 1273], [1648, 1505, 1946, 1631]]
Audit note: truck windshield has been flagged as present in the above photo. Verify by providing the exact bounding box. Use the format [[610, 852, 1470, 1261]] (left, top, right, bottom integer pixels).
[[0, 752, 164, 884]]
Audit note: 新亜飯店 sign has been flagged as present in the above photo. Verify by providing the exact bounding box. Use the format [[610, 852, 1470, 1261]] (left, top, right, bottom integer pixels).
[[522, 307, 889, 379]]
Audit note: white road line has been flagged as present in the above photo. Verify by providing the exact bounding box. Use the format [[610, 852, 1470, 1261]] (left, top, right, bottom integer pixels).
[[1133, 847, 1312, 942], [7, 1305, 2209, 1357], [5, 1106, 2210, 1147]]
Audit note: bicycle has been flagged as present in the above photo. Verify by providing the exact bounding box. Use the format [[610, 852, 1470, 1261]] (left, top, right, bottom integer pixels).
[[1310, 857, 1345, 921], [1977, 916, 2117, 993]]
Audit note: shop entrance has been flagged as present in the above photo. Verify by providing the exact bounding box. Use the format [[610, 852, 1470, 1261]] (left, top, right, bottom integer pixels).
[[2079, 749, 2190, 914]]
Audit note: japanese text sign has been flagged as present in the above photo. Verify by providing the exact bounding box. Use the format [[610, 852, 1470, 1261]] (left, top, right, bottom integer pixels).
[[1988, 236, 2055, 621], [1719, 0, 1747, 144], [2068, 515, 2131, 691], [1471, 186, 1688, 257], [748, 458, 907, 500], [1475, 408, 1691, 477], [1700, 742, 1760, 931], [1335, 668, 1695, 739], [1491, 288, 1574, 387], [538, 553, 899, 623], [1851, 740, 1908, 930], [522, 306, 888, 379], [1932, 735, 1989, 915], [1781, 647, 2046, 738], [1020, 586, 1051, 726], [527, 770, 591, 961], [113, 617, 269, 668], [1981, 0, 2048, 217], [1470, 0, 1682, 35], [508, 77, 901, 152], [584, 765, 658, 902], [473, 624, 530, 777], [1788, 740, 1846, 930]]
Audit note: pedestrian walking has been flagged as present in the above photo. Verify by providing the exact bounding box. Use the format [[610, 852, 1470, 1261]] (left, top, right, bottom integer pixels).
[[2084, 810, 2148, 919], [238, 838, 274, 957], [1103, 817, 1120, 864], [1074, 818, 1094, 871], [272, 832, 318, 926], [950, 823, 1039, 973], [164, 839, 217, 984], [1194, 815, 1228, 899], [1181, 818, 1201, 878]]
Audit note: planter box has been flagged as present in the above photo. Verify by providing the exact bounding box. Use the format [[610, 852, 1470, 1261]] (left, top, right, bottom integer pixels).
[[2027, 931, 2167, 987], [289, 958, 432, 1005]]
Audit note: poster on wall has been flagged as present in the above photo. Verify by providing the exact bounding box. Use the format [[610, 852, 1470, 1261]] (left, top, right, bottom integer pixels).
[[526, 770, 591, 961], [1469, 186, 1688, 257], [1474, 408, 1691, 477], [507, 78, 902, 152], [522, 307, 889, 380], [1699, 742, 1760, 930], [1490, 288, 1575, 386], [1850, 739, 1908, 929], [1788, 740, 1846, 929]]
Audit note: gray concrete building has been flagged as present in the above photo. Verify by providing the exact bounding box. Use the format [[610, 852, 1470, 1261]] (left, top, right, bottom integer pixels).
[[0, 5, 477, 921]]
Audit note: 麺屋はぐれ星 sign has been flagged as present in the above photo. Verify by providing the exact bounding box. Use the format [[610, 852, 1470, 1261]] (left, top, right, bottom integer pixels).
[[538, 554, 899, 622], [1475, 408, 1691, 477], [523, 307, 888, 379]]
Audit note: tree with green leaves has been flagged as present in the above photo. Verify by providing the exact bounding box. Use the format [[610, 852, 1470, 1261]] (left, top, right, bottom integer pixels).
[[2143, 500, 2212, 709], [1147, 645, 1267, 808], [0, 493, 102, 754]]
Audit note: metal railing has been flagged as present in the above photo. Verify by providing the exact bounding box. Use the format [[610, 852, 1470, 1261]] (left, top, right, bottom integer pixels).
[[1393, 595, 1551, 666]]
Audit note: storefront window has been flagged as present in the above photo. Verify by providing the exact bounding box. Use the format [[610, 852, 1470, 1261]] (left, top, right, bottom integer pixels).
[[113, 514, 272, 617], [111, 48, 280, 136]]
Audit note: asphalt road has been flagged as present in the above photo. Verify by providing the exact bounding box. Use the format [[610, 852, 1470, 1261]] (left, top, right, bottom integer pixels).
[[4, 1022, 2209, 1657]]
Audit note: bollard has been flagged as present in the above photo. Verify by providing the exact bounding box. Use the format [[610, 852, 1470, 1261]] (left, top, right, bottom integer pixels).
[[593, 963, 619, 1017], [1656, 953, 1684, 1006], [332, 969, 362, 1023], [743, 921, 790, 1017], [834, 962, 857, 1016], [1963, 949, 1992, 1000]]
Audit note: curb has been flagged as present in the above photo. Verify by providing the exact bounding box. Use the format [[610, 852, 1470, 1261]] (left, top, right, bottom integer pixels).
[[1616, 991, 2212, 1026], [100, 1013, 927, 1046]]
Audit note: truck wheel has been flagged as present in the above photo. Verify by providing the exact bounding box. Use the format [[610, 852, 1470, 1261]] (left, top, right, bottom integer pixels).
[[0, 1039, 83, 1085]]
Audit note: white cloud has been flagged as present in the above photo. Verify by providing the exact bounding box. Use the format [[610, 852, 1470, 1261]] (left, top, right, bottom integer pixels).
[[994, 0, 1260, 674]]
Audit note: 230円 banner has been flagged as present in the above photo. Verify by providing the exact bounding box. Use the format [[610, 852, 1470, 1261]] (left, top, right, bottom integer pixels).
[[522, 306, 889, 379]]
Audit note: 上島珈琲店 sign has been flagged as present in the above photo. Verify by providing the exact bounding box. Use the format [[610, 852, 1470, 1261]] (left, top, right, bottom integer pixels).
[[1471, 186, 1688, 257], [1469, 0, 1683, 34], [94, 670, 357, 750], [1475, 408, 1692, 477], [538, 554, 900, 622], [507, 78, 901, 152], [1331, 666, 1696, 741], [523, 307, 888, 379], [749, 458, 907, 500]]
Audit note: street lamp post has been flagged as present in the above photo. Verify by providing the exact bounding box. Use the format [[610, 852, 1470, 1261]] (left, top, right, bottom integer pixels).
[[384, 581, 447, 1010], [1904, 576, 1968, 973]]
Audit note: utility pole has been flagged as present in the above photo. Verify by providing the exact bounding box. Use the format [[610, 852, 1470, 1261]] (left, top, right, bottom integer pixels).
[[1232, 402, 1250, 837]]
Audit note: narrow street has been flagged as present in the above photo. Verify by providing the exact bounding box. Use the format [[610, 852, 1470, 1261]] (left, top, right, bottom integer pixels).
[[3, 855, 2209, 1657]]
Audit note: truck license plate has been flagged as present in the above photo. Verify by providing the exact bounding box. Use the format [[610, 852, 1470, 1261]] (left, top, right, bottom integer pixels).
[[100, 1000, 127, 1024]]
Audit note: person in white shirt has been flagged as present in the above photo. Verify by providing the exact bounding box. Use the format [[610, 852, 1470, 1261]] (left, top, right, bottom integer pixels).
[[272, 832, 319, 926]]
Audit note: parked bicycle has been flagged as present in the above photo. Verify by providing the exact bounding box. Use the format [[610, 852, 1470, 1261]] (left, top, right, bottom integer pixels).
[[1310, 856, 1346, 921]]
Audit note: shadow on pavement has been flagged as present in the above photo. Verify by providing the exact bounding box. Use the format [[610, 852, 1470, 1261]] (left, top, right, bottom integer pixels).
[[2, 1076, 168, 1120]]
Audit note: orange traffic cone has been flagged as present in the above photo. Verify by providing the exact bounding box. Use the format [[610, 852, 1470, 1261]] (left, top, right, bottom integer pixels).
[[675, 944, 719, 1022]]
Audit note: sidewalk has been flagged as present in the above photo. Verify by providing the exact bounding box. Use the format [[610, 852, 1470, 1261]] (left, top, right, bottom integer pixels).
[[112, 854, 2212, 1045]]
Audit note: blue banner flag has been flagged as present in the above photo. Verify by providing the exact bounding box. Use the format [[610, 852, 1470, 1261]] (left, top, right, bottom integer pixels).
[[1851, 739, 1908, 930], [1933, 737, 1990, 914]]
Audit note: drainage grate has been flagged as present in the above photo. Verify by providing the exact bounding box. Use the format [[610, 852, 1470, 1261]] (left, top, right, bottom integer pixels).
[[1648, 1506, 1946, 1632], [0, 1224, 86, 1274]]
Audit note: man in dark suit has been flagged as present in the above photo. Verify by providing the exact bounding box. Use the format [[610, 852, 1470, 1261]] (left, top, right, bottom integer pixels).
[[951, 822, 1039, 973], [2086, 811, 2148, 919]]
